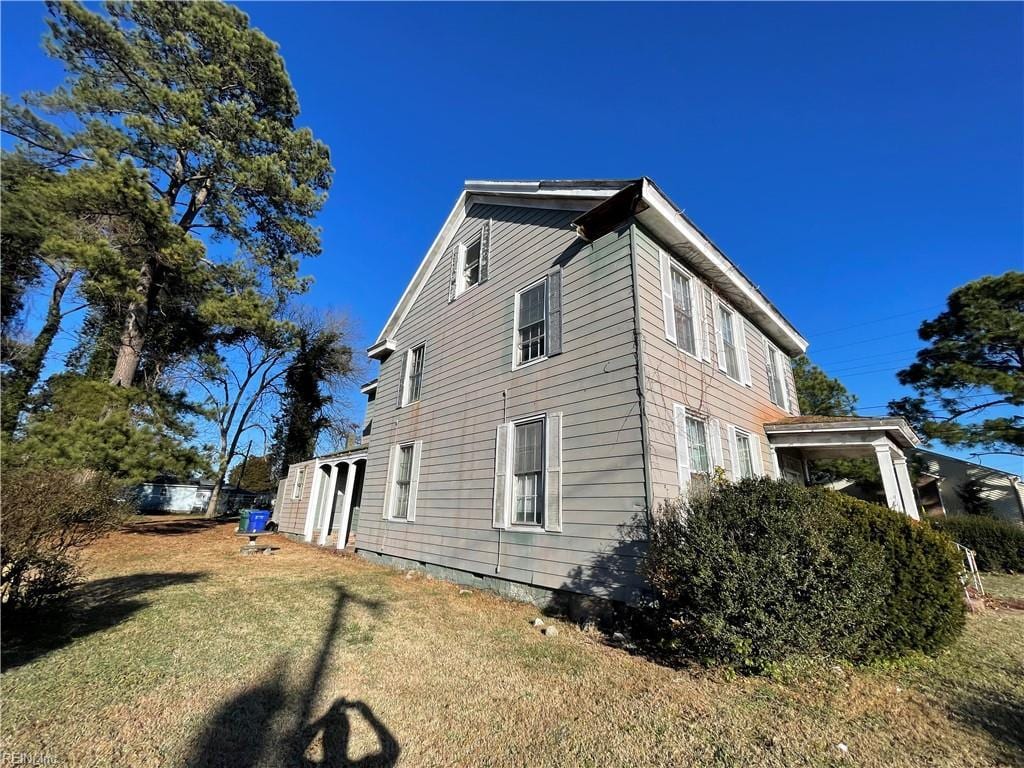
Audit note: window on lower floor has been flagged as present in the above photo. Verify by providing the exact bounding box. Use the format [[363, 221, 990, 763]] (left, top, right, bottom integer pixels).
[[512, 419, 544, 526], [392, 444, 414, 520], [734, 429, 756, 479]]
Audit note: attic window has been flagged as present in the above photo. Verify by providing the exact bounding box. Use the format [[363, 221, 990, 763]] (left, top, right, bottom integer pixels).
[[463, 239, 482, 289]]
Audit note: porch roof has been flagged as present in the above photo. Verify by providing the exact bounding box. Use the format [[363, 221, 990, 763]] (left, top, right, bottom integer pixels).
[[764, 416, 921, 451]]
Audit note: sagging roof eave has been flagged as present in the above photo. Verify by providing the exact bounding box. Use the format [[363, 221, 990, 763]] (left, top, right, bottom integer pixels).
[[764, 417, 921, 450]]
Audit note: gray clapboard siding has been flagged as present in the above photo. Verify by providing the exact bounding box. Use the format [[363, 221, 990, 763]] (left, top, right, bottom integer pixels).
[[356, 204, 647, 600], [633, 225, 797, 502], [274, 459, 316, 535]]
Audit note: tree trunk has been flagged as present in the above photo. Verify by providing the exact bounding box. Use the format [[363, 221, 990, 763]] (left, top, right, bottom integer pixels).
[[205, 475, 224, 519], [109, 257, 159, 388], [1, 268, 75, 435]]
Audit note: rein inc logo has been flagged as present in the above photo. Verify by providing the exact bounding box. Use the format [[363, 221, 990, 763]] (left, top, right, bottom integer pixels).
[[0, 754, 57, 766]]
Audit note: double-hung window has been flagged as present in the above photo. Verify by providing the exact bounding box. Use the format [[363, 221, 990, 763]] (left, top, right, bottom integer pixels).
[[671, 268, 698, 356], [516, 280, 547, 366], [463, 239, 482, 289], [734, 429, 755, 479], [292, 467, 306, 499], [401, 345, 424, 406], [512, 419, 545, 526], [392, 445, 414, 520], [686, 415, 711, 478], [718, 304, 741, 381], [728, 425, 764, 480], [385, 441, 422, 521], [765, 342, 790, 411], [660, 251, 706, 359]]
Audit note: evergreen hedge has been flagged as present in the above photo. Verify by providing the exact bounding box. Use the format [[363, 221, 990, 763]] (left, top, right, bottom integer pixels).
[[930, 515, 1024, 572], [641, 478, 965, 670]]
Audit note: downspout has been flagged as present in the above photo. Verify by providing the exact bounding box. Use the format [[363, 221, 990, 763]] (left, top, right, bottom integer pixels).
[[628, 223, 655, 524], [495, 388, 507, 573]]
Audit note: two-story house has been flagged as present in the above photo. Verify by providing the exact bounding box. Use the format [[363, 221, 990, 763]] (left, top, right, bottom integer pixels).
[[273, 178, 922, 607]]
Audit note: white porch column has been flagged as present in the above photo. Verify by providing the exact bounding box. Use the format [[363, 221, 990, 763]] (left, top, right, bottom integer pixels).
[[335, 461, 359, 550], [302, 466, 325, 542], [317, 464, 342, 546], [893, 455, 920, 520], [874, 444, 905, 513]]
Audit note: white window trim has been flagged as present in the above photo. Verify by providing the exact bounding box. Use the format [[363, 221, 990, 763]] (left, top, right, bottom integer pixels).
[[673, 404, 723, 496], [385, 440, 422, 522], [511, 276, 548, 370], [660, 249, 710, 363], [764, 339, 791, 412], [400, 344, 425, 407], [494, 411, 562, 533], [714, 298, 751, 387], [292, 468, 306, 500], [727, 424, 765, 481]]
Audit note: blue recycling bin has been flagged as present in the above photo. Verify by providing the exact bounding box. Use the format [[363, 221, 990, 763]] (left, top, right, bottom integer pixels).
[[246, 509, 271, 533]]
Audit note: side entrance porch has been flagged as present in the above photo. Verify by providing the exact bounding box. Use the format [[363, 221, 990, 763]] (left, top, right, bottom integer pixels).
[[765, 416, 922, 520]]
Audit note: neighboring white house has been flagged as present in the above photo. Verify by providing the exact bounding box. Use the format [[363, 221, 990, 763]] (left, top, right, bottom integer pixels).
[[134, 477, 271, 514]]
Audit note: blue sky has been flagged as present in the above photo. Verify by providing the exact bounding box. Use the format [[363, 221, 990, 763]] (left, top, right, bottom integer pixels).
[[2, 2, 1021, 473]]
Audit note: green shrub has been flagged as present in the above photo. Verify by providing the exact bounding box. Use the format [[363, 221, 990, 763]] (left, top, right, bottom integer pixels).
[[930, 515, 1024, 572], [1, 463, 130, 612], [641, 478, 965, 670]]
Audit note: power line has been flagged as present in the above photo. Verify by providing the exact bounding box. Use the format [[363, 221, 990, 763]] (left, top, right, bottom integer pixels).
[[855, 393, 1004, 411], [804, 303, 943, 339], [810, 329, 922, 354]]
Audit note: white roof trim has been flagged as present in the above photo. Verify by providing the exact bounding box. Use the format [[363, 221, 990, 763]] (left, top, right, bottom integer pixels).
[[367, 338, 397, 360], [359, 379, 378, 395], [371, 178, 809, 357], [371, 182, 618, 349], [764, 418, 920, 448], [634, 179, 808, 356]]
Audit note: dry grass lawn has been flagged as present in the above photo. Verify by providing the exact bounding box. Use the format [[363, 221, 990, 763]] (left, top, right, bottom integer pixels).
[[2, 517, 1022, 768]]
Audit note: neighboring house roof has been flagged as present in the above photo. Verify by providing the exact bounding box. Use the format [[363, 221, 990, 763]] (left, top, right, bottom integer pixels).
[[914, 447, 1024, 484], [370, 178, 809, 358], [765, 416, 921, 450]]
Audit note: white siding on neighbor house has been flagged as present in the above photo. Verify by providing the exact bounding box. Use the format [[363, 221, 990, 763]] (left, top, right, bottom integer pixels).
[[634, 225, 798, 507], [356, 204, 648, 600], [136, 483, 207, 513]]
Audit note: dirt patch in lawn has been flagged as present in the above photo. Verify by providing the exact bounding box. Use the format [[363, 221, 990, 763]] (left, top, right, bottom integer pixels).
[[2, 521, 1022, 767]]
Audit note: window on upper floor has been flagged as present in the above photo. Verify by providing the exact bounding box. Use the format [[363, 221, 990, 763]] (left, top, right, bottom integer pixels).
[[516, 279, 547, 366], [449, 221, 491, 301], [764, 341, 791, 411], [714, 300, 751, 386], [660, 250, 709, 361], [400, 344, 425, 406]]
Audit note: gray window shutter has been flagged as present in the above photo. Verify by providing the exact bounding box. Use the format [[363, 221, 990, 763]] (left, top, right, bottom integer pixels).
[[407, 440, 422, 522], [493, 424, 511, 528], [544, 412, 562, 532], [660, 250, 677, 344], [448, 243, 460, 302], [547, 269, 563, 356], [382, 445, 398, 519], [479, 220, 491, 284], [396, 350, 408, 408]]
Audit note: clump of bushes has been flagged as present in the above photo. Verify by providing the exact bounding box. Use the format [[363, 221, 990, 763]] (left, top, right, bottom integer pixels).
[[1, 463, 130, 613], [641, 478, 965, 671], [930, 515, 1024, 572]]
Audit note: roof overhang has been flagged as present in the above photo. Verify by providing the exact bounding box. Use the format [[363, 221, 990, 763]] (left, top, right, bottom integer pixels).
[[616, 178, 806, 356], [369, 177, 809, 358], [359, 379, 378, 395], [367, 339, 397, 361]]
